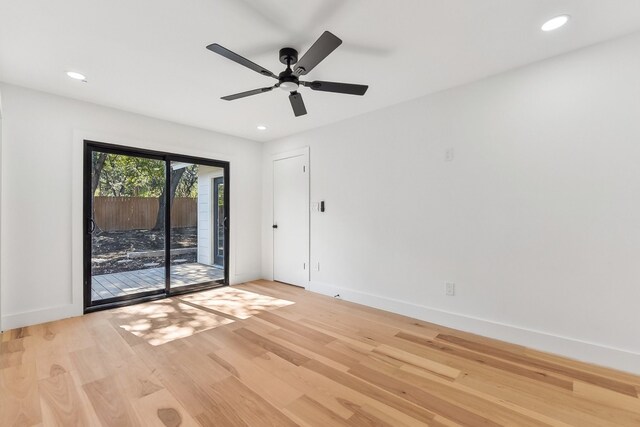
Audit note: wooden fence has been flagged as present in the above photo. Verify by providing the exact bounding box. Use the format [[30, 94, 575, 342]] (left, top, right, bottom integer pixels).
[[94, 197, 197, 231]]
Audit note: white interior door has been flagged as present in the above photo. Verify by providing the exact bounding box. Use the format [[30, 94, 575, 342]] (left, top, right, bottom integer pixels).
[[273, 153, 308, 287]]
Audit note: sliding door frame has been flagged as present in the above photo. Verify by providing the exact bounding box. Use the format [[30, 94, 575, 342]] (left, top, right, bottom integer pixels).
[[83, 140, 230, 313]]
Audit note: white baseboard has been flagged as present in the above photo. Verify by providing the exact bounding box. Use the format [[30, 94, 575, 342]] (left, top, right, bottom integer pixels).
[[231, 272, 262, 286], [308, 281, 640, 375], [1, 304, 81, 331]]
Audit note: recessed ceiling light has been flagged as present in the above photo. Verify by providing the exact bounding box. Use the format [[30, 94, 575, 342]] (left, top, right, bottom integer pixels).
[[541, 15, 570, 32], [66, 71, 87, 81], [257, 125, 267, 131]]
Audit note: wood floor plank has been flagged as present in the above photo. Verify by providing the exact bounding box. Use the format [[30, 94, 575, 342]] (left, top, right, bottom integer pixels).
[[257, 310, 336, 344], [457, 368, 640, 426], [200, 326, 267, 359], [344, 400, 419, 427], [0, 338, 28, 369], [266, 328, 357, 372], [2, 280, 639, 426], [397, 331, 575, 391], [271, 327, 360, 368], [206, 376, 298, 427], [131, 343, 228, 422], [234, 327, 310, 366], [38, 372, 91, 426], [572, 380, 640, 415], [359, 355, 565, 426], [0, 361, 42, 426], [295, 361, 433, 426], [207, 348, 304, 408], [132, 388, 199, 427], [347, 361, 503, 426], [437, 333, 638, 397], [283, 394, 353, 427], [374, 344, 462, 380], [69, 346, 111, 385], [82, 376, 141, 426], [302, 358, 438, 424], [300, 318, 380, 354], [250, 351, 358, 419]]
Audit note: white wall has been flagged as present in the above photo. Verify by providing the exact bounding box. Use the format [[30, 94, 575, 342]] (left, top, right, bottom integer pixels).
[[263, 32, 640, 373], [0, 84, 263, 330]]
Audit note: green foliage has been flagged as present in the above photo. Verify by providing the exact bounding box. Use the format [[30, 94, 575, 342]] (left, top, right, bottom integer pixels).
[[176, 164, 198, 198], [95, 153, 164, 197], [217, 182, 224, 206], [93, 154, 198, 198]]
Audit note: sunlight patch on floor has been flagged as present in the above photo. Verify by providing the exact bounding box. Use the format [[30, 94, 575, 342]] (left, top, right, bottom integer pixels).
[[113, 287, 294, 345], [114, 299, 232, 346], [179, 287, 295, 319]]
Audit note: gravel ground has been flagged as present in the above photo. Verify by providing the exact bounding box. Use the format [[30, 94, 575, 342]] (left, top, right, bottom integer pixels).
[[91, 227, 197, 275]]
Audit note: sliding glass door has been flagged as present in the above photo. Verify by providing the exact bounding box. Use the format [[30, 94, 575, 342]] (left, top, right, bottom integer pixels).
[[83, 141, 229, 312], [87, 149, 167, 304], [169, 161, 225, 291]]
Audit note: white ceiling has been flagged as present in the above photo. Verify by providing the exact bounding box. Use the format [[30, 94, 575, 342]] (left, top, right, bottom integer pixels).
[[2, 0, 640, 142]]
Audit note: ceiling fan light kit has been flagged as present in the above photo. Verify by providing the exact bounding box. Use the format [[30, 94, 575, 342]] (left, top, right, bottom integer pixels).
[[206, 31, 368, 117]]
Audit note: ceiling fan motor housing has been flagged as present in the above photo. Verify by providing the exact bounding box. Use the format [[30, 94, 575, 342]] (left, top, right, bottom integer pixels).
[[279, 47, 298, 65]]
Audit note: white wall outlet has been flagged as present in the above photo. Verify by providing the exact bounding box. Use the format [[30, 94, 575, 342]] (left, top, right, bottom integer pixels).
[[445, 148, 455, 162], [445, 282, 455, 296]]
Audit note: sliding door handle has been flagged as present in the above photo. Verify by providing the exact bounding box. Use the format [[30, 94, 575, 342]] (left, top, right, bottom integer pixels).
[[88, 218, 96, 233]]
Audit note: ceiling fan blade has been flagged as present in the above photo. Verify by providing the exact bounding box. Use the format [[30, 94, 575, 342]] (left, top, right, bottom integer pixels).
[[221, 86, 275, 101], [289, 91, 307, 117], [206, 43, 277, 79], [293, 31, 342, 76], [302, 81, 368, 96]]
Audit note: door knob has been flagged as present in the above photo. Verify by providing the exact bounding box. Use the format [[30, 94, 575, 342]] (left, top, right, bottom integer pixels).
[[272, 224, 278, 229]]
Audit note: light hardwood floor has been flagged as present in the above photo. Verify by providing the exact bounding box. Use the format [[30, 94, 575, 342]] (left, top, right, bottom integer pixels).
[[1, 280, 639, 426]]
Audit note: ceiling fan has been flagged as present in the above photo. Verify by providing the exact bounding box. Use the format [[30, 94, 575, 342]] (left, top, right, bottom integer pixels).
[[206, 31, 368, 117]]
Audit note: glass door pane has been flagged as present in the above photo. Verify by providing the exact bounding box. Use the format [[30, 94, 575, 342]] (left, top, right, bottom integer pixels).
[[89, 150, 166, 304], [213, 176, 225, 267], [169, 162, 225, 291]]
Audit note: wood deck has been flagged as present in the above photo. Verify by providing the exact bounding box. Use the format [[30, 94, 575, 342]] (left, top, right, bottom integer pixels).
[[2, 281, 639, 426], [91, 263, 224, 301]]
